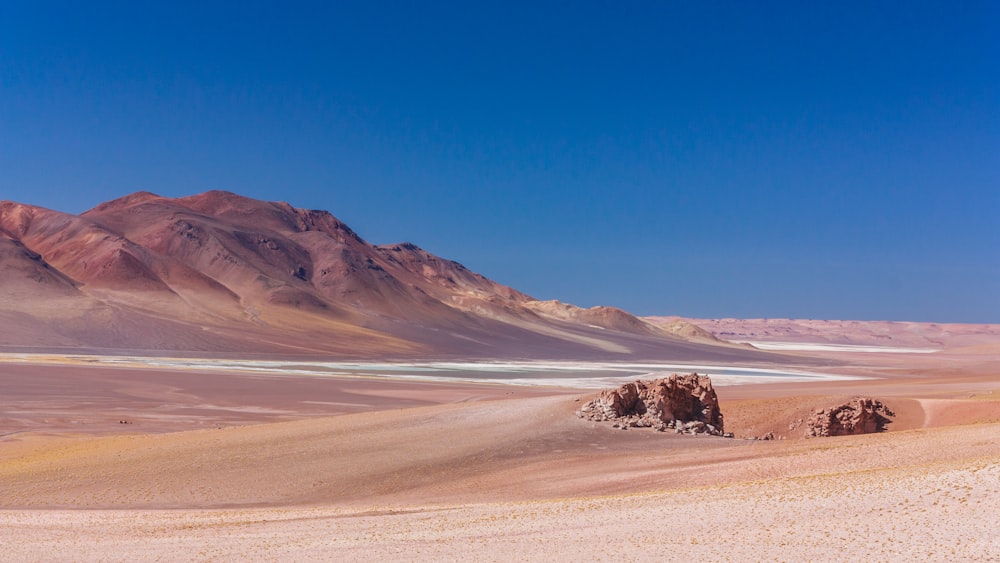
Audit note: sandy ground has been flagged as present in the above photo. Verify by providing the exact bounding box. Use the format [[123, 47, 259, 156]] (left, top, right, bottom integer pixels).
[[3, 457, 997, 561], [2, 348, 999, 560]]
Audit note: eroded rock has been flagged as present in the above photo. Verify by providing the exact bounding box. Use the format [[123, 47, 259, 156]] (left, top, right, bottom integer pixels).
[[805, 397, 894, 437], [577, 373, 726, 436]]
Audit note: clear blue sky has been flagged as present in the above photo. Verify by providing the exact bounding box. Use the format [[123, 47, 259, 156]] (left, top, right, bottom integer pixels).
[[2, 1, 998, 322]]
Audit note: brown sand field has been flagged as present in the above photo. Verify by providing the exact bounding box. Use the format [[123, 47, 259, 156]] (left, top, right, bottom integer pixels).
[[2, 348, 999, 560]]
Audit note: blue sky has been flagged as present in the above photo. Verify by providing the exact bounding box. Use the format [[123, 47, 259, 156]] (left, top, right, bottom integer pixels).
[[1, 1, 998, 321]]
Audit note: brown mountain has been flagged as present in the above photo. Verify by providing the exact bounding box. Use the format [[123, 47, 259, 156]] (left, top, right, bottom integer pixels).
[[0, 191, 774, 361]]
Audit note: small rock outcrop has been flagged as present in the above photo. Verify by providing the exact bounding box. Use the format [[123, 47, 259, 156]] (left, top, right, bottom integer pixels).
[[805, 398, 894, 437], [577, 373, 728, 436]]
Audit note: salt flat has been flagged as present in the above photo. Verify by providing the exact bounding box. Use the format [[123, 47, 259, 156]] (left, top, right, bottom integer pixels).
[[744, 341, 941, 353], [0, 353, 857, 389]]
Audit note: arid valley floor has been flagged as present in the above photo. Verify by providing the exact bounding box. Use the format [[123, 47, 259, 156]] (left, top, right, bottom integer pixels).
[[2, 334, 999, 561]]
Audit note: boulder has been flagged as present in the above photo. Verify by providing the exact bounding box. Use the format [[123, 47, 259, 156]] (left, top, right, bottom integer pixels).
[[805, 397, 894, 437], [577, 373, 725, 436]]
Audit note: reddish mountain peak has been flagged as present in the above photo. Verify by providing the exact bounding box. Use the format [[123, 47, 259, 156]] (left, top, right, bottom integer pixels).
[[81, 190, 366, 245], [84, 191, 164, 215], [0, 201, 39, 238], [293, 208, 365, 242], [0, 201, 84, 241], [174, 191, 316, 222], [0, 200, 36, 211], [175, 190, 268, 213], [171, 191, 356, 239]]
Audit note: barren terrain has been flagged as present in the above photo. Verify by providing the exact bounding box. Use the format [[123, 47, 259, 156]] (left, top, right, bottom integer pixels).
[[2, 338, 998, 560], [656, 316, 1000, 350]]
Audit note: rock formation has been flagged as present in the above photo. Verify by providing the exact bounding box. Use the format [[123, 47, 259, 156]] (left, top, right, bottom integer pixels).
[[805, 398, 894, 437], [577, 373, 729, 436]]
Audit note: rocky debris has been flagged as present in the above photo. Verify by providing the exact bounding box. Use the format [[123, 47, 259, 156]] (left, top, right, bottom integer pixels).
[[577, 373, 730, 437], [805, 397, 895, 437]]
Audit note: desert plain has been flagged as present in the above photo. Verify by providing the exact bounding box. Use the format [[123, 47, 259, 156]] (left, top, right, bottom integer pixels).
[[1, 193, 998, 560], [2, 324, 999, 561]]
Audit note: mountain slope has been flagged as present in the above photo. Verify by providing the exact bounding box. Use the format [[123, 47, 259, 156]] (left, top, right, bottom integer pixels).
[[0, 191, 780, 361]]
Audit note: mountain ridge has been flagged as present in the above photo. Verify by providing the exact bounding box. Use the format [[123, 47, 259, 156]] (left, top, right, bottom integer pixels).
[[0, 191, 776, 362]]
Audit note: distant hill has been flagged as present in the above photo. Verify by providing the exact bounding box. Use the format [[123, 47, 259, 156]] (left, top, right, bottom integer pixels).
[[670, 317, 1000, 351], [0, 190, 773, 361]]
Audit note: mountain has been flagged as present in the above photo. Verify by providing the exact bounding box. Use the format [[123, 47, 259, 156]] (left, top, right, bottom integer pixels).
[[672, 317, 1000, 351], [0, 191, 773, 361]]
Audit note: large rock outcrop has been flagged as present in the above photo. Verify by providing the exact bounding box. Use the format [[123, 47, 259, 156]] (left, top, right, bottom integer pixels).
[[805, 398, 894, 437], [577, 373, 727, 436]]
